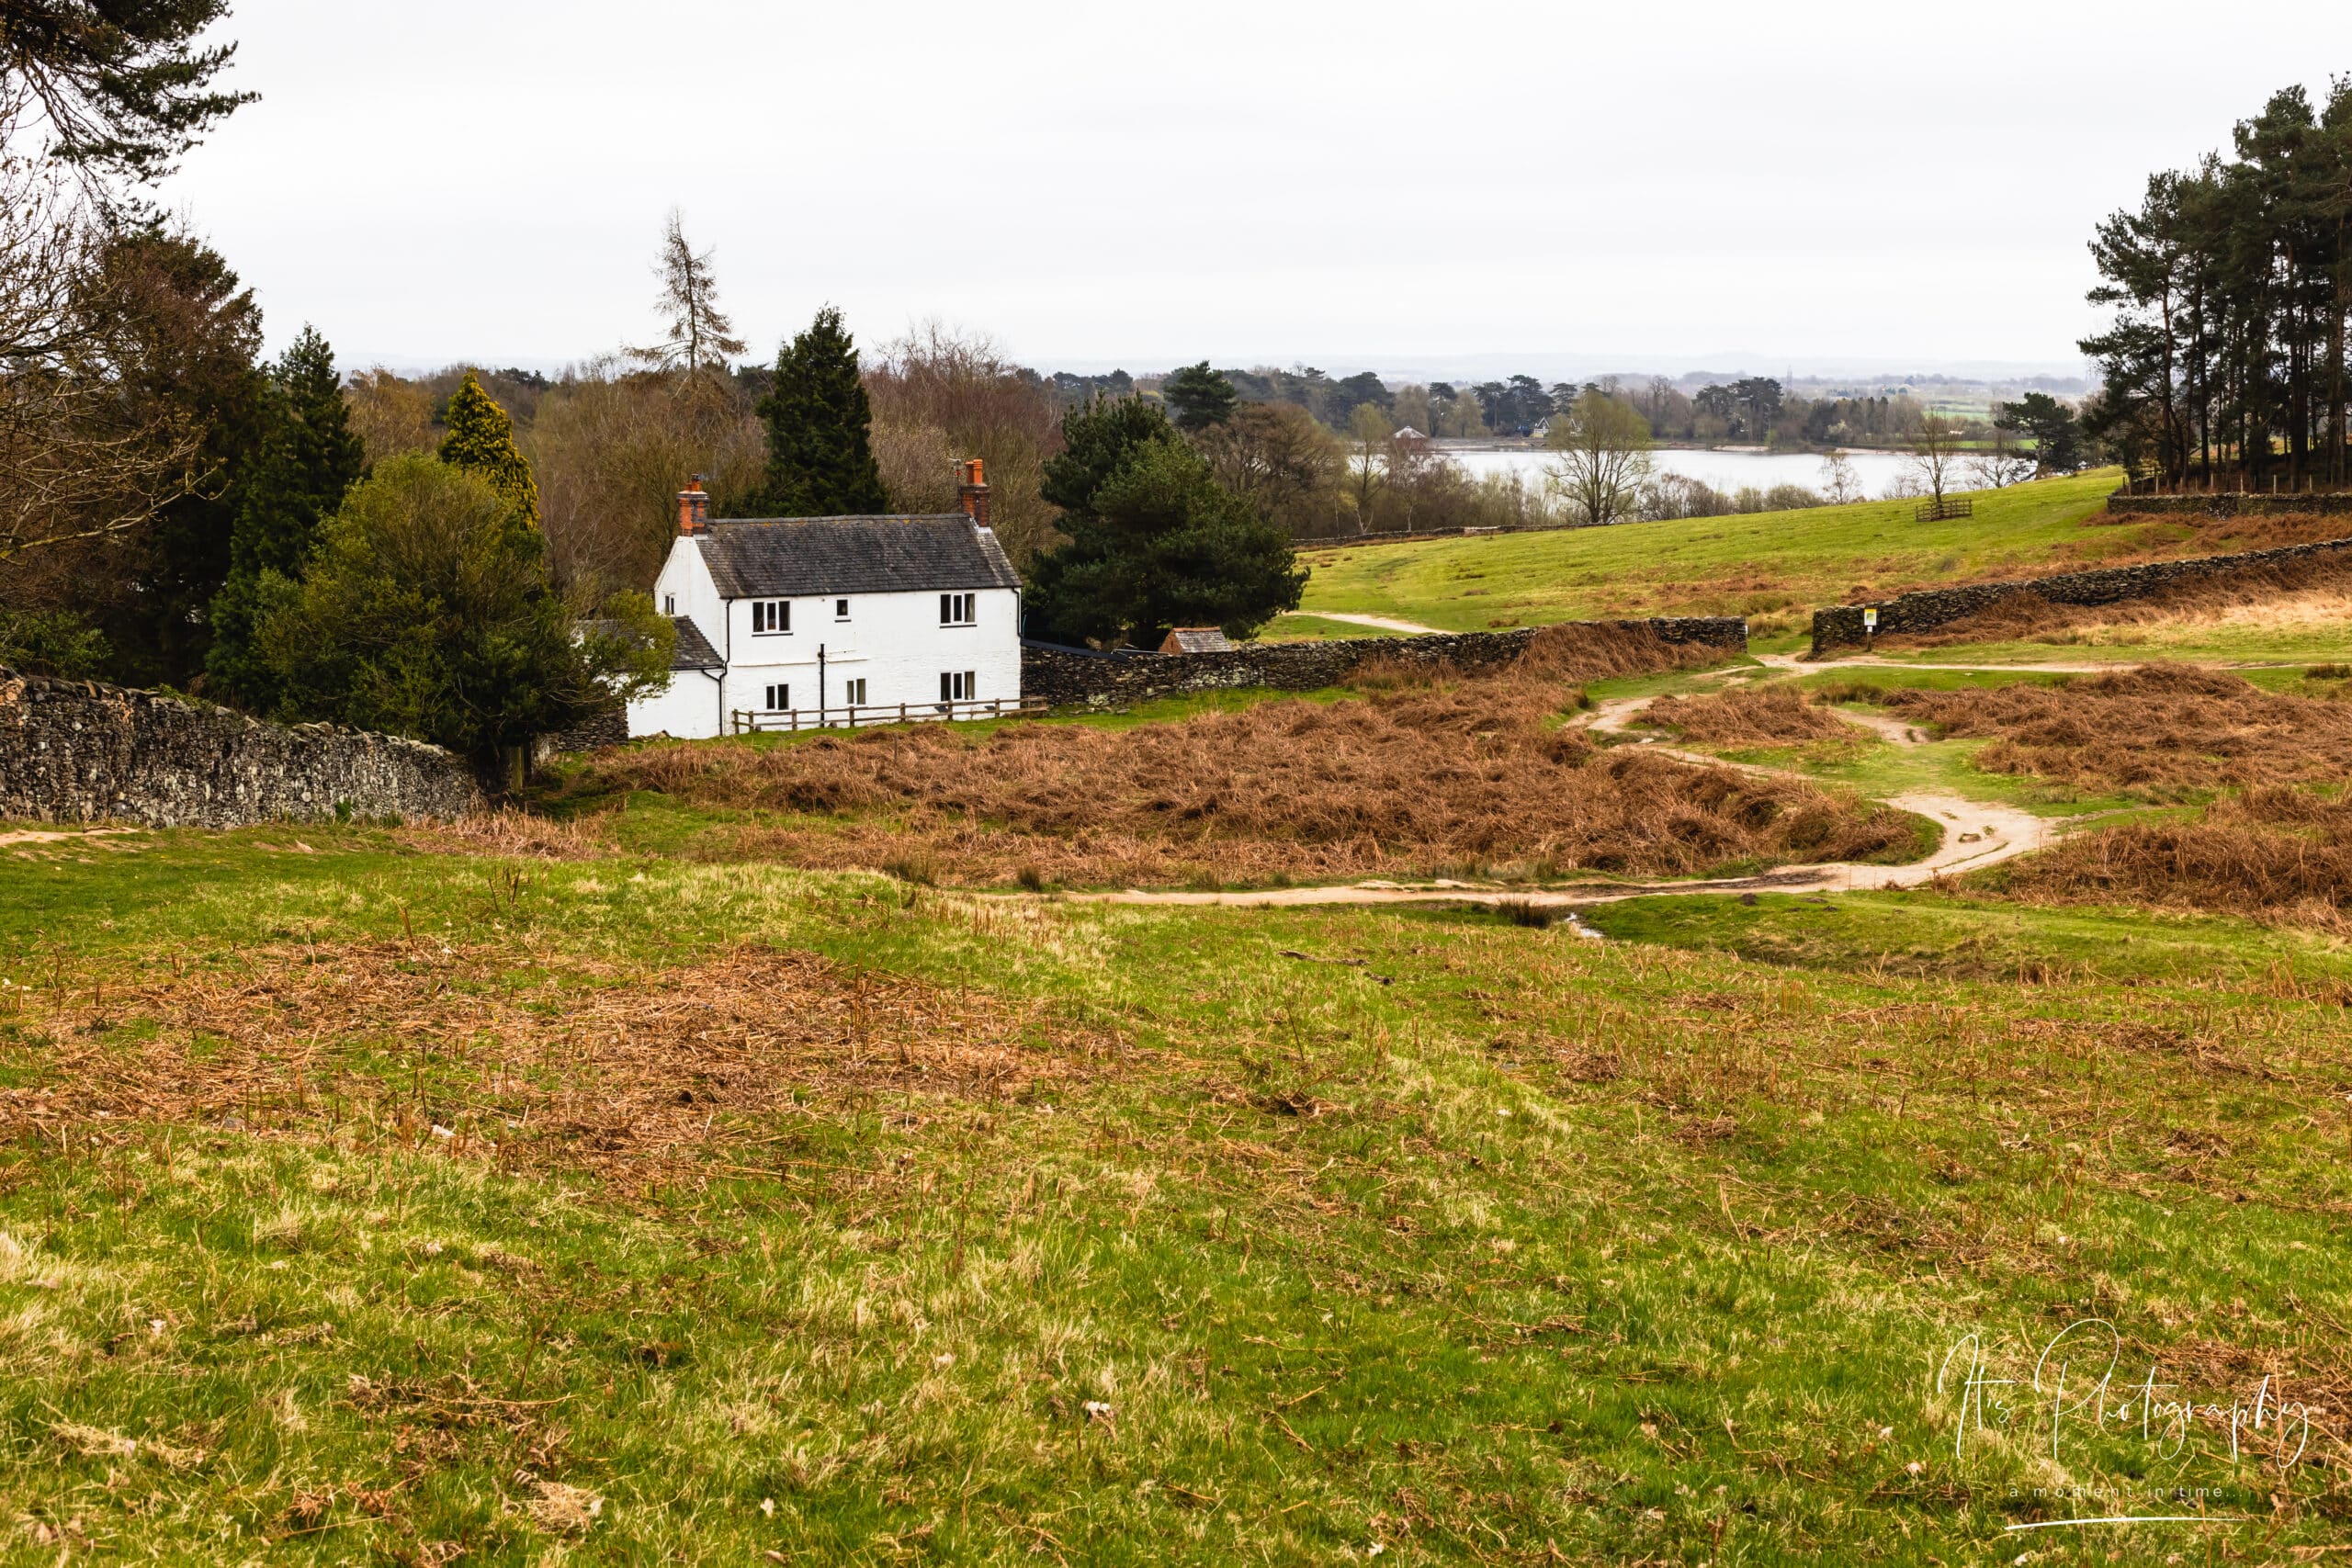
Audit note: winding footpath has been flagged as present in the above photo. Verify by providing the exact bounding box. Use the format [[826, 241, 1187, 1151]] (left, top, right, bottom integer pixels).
[[1038, 657, 2102, 915]]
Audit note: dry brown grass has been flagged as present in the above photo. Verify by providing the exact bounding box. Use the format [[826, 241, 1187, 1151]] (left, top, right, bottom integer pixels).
[[1872, 550, 2352, 650], [1885, 664, 2352, 800], [1, 940, 1103, 1193], [1992, 786, 2352, 931], [402, 807, 614, 861], [576, 630, 1914, 887], [1639, 684, 1856, 747]]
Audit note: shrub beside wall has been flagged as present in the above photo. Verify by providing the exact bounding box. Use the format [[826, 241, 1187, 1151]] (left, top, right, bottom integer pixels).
[[0, 666, 481, 829]]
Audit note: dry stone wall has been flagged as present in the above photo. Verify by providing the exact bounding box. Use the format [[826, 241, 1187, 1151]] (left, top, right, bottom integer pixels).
[[1810, 534, 2352, 652], [2108, 491, 2352, 521], [1023, 618, 1747, 710], [0, 666, 481, 829]]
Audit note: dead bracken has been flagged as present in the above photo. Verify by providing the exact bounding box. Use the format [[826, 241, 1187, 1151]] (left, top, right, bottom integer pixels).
[[556, 626, 1917, 886], [0, 940, 1109, 1193]]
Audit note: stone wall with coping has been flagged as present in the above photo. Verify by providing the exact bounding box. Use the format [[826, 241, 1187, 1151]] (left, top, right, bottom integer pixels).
[[1022, 618, 1748, 710], [1810, 534, 2352, 652], [2107, 490, 2352, 520], [0, 666, 481, 828]]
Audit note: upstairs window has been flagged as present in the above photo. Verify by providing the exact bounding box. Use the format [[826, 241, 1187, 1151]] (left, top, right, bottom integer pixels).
[[835, 599, 851, 619], [752, 600, 789, 634], [662, 593, 675, 616], [940, 592, 976, 626]]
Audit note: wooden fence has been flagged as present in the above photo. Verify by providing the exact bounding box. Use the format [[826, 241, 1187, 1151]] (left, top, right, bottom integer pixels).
[[729, 695, 1047, 735], [1915, 496, 1973, 522]]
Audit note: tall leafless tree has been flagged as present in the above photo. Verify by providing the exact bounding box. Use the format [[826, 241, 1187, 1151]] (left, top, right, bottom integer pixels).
[[629, 209, 746, 377]]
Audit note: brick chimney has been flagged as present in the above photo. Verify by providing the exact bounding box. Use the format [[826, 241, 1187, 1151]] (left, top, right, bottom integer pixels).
[[956, 457, 990, 529], [675, 476, 710, 536]]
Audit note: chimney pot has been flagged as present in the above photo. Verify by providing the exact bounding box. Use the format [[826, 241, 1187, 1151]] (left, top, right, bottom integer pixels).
[[676, 478, 709, 536], [956, 457, 991, 529]]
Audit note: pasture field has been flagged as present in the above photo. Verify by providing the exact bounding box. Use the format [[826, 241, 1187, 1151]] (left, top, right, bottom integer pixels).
[[1289, 471, 2352, 653], [4, 815, 2351, 1565], [6, 637, 2352, 1562]]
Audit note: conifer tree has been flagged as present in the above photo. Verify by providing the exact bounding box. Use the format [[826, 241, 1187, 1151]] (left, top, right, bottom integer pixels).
[[438, 369, 540, 525], [748, 306, 887, 516], [205, 325, 367, 704], [628, 209, 746, 376]]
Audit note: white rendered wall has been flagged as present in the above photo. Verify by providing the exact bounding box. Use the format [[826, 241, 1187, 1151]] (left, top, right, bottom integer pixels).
[[713, 585, 1021, 718], [622, 536, 1021, 738], [627, 671, 723, 739]]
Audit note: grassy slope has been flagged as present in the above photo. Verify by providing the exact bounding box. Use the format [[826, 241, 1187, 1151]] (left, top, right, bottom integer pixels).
[[1294, 472, 2137, 643], [4, 828, 2350, 1563]]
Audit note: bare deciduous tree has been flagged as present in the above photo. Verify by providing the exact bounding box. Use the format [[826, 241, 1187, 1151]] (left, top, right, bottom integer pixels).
[[1343, 403, 1390, 527], [524, 356, 764, 596], [1817, 449, 1863, 505], [342, 367, 437, 466], [628, 209, 746, 377], [864, 321, 1063, 565], [1905, 412, 1964, 510], [0, 115, 198, 576], [1545, 389, 1653, 527]]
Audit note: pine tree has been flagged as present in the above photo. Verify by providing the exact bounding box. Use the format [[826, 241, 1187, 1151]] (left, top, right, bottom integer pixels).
[[438, 369, 541, 525], [628, 209, 747, 376], [1027, 396, 1305, 647], [748, 306, 887, 516], [1162, 361, 1238, 430], [206, 325, 367, 705]]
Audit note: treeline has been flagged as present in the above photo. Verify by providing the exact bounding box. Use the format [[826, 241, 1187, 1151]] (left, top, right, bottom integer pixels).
[[0, 20, 668, 781], [2084, 80, 2352, 489]]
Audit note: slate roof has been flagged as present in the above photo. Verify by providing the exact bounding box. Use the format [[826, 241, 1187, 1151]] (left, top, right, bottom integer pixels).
[[669, 615, 724, 671], [697, 515, 1021, 599], [1160, 626, 1235, 654]]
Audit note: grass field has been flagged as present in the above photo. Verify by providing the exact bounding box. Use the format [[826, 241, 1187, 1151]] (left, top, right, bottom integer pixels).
[[5, 818, 2351, 1564], [1848, 584, 2352, 669], [11, 551, 2352, 1560], [1290, 471, 2352, 654]]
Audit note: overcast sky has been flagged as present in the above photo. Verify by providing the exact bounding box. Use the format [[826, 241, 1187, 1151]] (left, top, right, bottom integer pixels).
[[168, 1, 2351, 379]]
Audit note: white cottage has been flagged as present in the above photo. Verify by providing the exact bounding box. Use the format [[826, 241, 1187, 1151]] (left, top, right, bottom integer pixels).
[[627, 461, 1024, 739]]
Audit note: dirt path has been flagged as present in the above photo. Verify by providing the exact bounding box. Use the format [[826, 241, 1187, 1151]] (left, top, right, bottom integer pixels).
[[1045, 792, 2052, 913], [1031, 658, 2075, 914], [1311, 611, 1453, 636], [1756, 650, 2142, 675]]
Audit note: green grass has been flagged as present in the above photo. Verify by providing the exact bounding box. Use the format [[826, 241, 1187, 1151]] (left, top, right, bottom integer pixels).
[[5, 818, 2352, 1561], [1857, 616, 2352, 669], [1295, 472, 2135, 634], [1261, 613, 1416, 641]]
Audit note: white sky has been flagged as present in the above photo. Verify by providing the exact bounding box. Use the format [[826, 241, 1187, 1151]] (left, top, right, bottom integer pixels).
[[167, 0, 2352, 378]]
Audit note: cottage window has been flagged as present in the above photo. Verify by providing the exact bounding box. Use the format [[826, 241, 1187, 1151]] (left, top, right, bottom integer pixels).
[[845, 677, 867, 705], [835, 599, 851, 619], [752, 600, 789, 634], [940, 671, 976, 702], [763, 683, 789, 711], [940, 592, 975, 626], [662, 593, 674, 616]]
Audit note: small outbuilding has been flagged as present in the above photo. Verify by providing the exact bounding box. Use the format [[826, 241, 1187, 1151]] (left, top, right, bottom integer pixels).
[[1159, 627, 1235, 654]]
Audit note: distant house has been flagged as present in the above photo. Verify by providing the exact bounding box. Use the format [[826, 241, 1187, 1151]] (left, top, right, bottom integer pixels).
[[628, 461, 1023, 739], [1392, 425, 1427, 442], [1159, 626, 1234, 654]]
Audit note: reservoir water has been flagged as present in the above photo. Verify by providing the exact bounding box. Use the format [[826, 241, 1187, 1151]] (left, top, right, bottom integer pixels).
[[1447, 446, 1926, 498]]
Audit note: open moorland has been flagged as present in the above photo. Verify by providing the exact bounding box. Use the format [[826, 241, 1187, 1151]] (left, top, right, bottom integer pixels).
[[9, 484, 2352, 1564]]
